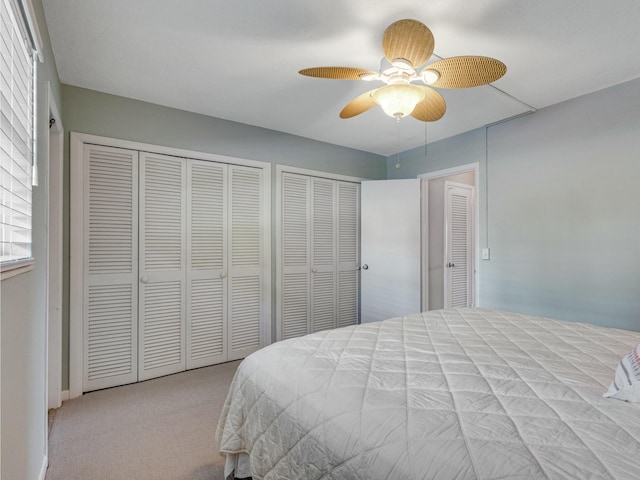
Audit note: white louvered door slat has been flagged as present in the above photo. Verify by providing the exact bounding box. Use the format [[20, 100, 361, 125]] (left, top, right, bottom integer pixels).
[[281, 173, 310, 339], [186, 160, 227, 369], [337, 181, 360, 328], [228, 165, 264, 360], [445, 182, 473, 309], [83, 145, 138, 392], [311, 178, 337, 333], [139, 152, 186, 381]]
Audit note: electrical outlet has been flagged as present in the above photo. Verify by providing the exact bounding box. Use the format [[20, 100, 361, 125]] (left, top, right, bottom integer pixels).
[[481, 248, 490, 260]]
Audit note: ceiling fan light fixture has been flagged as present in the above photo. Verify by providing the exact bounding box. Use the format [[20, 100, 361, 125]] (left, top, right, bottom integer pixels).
[[421, 68, 440, 84], [372, 84, 425, 119]]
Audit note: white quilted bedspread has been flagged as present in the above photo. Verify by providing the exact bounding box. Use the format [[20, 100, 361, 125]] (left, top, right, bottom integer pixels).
[[216, 308, 640, 479]]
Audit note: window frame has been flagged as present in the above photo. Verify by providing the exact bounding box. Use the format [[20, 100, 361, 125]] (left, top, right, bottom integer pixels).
[[1, 0, 42, 280]]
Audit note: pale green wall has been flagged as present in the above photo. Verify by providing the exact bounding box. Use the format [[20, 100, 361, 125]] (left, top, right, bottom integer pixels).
[[387, 78, 640, 331], [1, 0, 62, 478], [60, 85, 387, 389]]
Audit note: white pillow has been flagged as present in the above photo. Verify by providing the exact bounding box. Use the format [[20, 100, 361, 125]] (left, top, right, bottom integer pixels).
[[604, 344, 640, 402]]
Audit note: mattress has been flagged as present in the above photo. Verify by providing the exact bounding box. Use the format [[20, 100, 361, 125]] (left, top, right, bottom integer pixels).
[[216, 308, 640, 479]]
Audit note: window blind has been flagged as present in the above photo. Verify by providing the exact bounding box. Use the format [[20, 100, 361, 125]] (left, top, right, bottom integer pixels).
[[0, 0, 35, 266]]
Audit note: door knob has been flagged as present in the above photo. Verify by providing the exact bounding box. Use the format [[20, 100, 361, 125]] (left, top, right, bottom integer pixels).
[[447, 263, 455, 268], [311, 268, 318, 273], [361, 264, 369, 270], [140, 276, 149, 283], [219, 271, 227, 278]]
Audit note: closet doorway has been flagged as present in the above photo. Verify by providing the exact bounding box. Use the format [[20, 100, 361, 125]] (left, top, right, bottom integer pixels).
[[359, 163, 478, 323], [419, 163, 478, 311], [69, 133, 271, 398], [276, 166, 362, 341]]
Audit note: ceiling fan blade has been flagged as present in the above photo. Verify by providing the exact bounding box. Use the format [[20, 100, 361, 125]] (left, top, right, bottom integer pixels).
[[340, 89, 378, 118], [410, 87, 446, 122], [299, 66, 378, 80], [425, 56, 506, 88], [382, 19, 434, 68]]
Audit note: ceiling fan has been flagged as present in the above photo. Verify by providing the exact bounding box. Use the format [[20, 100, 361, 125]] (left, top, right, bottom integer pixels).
[[299, 19, 506, 122]]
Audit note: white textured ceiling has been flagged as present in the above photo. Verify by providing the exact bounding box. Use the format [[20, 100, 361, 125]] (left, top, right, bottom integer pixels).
[[42, 0, 640, 156]]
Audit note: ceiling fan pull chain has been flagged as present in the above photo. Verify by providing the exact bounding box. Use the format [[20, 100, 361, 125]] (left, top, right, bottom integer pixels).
[[395, 120, 401, 169]]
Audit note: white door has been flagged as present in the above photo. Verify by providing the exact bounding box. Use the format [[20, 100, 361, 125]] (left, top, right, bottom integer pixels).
[[360, 179, 421, 323], [83, 145, 139, 392], [138, 152, 187, 381], [444, 182, 474, 308], [336, 182, 360, 328], [310, 177, 336, 333], [186, 160, 228, 369], [280, 173, 311, 340], [227, 165, 265, 360]]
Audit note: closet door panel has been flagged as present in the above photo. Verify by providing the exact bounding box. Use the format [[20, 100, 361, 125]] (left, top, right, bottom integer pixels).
[[139, 153, 186, 381], [280, 173, 311, 339], [186, 160, 228, 369], [310, 178, 336, 333], [228, 165, 264, 359], [83, 145, 139, 392], [337, 182, 360, 328]]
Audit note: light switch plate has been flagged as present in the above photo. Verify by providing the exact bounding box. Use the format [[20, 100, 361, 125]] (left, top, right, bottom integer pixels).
[[481, 248, 490, 260]]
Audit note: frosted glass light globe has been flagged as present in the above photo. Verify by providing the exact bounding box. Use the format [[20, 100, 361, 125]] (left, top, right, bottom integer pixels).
[[372, 84, 426, 119]]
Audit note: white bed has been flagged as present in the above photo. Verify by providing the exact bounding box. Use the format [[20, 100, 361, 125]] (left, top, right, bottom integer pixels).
[[216, 308, 640, 479]]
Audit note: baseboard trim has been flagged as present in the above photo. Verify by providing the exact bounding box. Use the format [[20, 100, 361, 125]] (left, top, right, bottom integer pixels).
[[38, 454, 48, 480], [61, 390, 70, 402]]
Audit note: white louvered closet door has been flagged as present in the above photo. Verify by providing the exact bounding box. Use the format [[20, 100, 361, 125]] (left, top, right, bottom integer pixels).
[[310, 178, 337, 333], [227, 165, 265, 360], [337, 182, 360, 328], [279, 171, 361, 340], [138, 152, 187, 381], [83, 145, 139, 392], [444, 182, 474, 308], [280, 173, 311, 340], [186, 160, 228, 369]]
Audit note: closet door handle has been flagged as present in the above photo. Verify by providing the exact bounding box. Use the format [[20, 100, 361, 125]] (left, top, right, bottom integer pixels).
[[311, 268, 318, 273], [361, 264, 369, 270], [140, 276, 149, 284], [219, 271, 227, 279], [447, 263, 456, 268]]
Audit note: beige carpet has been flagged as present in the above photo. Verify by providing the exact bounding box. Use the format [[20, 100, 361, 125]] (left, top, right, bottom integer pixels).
[[46, 361, 241, 480]]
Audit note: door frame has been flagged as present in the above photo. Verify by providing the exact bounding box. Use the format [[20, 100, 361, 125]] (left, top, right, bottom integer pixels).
[[275, 165, 366, 341], [70, 133, 271, 399], [417, 162, 479, 309], [47, 83, 64, 409]]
